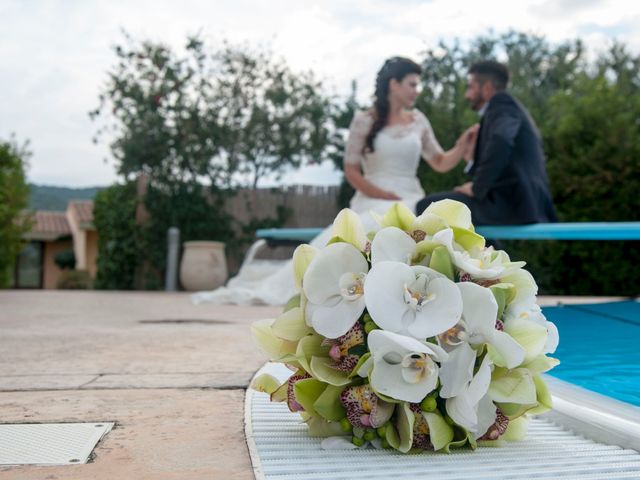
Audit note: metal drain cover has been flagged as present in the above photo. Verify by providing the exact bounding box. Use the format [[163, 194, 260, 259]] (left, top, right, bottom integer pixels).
[[0, 422, 114, 466]]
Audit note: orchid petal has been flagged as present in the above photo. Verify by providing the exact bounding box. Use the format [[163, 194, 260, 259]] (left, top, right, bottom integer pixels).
[[370, 227, 416, 265], [364, 261, 415, 333], [310, 356, 352, 386], [251, 318, 298, 360], [504, 317, 548, 363], [309, 296, 365, 339], [413, 212, 448, 235], [271, 307, 312, 341], [425, 199, 473, 230], [292, 244, 318, 290], [487, 330, 525, 369], [332, 208, 368, 251], [474, 394, 498, 439], [314, 384, 347, 421], [303, 243, 368, 305], [380, 203, 416, 231], [458, 282, 498, 337], [489, 367, 537, 404], [439, 342, 476, 398], [422, 411, 455, 451], [321, 436, 360, 449]]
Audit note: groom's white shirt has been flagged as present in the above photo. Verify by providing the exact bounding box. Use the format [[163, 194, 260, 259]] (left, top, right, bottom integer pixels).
[[463, 101, 489, 174]]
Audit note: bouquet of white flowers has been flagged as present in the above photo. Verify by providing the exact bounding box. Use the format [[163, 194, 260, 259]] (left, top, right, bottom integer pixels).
[[252, 200, 559, 453]]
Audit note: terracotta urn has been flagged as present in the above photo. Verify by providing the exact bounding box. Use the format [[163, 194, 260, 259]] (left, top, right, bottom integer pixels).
[[179, 241, 228, 291]]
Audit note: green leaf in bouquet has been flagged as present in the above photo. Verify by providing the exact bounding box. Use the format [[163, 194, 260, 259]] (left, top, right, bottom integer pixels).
[[283, 294, 301, 312], [271, 307, 312, 342], [528, 375, 553, 415], [429, 245, 455, 280], [504, 318, 548, 363], [294, 378, 328, 416], [251, 318, 298, 361], [305, 413, 346, 437], [309, 356, 352, 386], [422, 410, 455, 451], [451, 226, 485, 251], [250, 373, 281, 394], [349, 352, 372, 378], [489, 283, 516, 319], [521, 355, 560, 375], [489, 367, 537, 404], [313, 384, 347, 421], [296, 334, 329, 372], [332, 208, 368, 251]]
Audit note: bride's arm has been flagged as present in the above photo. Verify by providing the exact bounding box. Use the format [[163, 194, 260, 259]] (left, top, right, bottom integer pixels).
[[428, 125, 478, 173], [418, 111, 476, 173], [345, 164, 401, 200]]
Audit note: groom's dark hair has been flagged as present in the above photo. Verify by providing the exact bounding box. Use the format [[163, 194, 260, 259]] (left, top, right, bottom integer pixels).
[[469, 61, 509, 90]]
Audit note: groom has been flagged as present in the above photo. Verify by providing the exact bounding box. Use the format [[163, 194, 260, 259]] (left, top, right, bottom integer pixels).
[[416, 61, 557, 225]]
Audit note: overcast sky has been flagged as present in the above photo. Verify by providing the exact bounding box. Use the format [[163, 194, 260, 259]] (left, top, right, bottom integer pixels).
[[2, 0, 638, 188]]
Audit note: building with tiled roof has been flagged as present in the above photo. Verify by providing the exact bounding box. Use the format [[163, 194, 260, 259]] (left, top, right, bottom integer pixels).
[[13, 201, 98, 289]]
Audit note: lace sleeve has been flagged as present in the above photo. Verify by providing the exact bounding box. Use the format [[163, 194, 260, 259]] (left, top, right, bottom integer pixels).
[[416, 110, 444, 161], [343, 111, 373, 166]]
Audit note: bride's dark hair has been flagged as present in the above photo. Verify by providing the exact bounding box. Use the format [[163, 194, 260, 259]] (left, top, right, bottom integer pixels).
[[364, 56, 422, 153]]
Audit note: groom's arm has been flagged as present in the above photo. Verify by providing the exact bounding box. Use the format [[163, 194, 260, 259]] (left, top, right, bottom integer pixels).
[[472, 105, 521, 200]]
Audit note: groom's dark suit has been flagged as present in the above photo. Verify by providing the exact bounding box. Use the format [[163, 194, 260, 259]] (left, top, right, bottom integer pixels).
[[416, 92, 557, 225]]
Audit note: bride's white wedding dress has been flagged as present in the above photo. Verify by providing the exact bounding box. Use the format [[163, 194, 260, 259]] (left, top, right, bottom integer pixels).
[[192, 109, 443, 306]]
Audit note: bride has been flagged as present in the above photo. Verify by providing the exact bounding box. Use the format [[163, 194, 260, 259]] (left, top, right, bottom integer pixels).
[[193, 56, 473, 306]]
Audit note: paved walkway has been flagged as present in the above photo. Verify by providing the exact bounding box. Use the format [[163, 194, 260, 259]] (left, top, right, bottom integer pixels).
[[0, 291, 623, 479]]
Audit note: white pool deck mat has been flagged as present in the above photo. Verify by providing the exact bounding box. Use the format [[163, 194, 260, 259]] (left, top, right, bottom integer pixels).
[[0, 422, 114, 466], [245, 363, 640, 480]]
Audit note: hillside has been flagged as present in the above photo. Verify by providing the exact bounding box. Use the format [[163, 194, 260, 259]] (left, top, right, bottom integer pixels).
[[29, 184, 103, 211]]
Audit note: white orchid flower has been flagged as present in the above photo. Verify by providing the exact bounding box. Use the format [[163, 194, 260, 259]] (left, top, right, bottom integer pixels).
[[364, 262, 463, 339], [303, 242, 368, 339], [445, 355, 497, 437], [502, 269, 559, 356], [368, 330, 448, 403], [370, 226, 417, 265], [438, 282, 524, 398], [504, 302, 559, 361], [433, 229, 525, 280]]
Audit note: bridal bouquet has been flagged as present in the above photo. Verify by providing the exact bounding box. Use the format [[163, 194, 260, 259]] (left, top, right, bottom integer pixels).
[[251, 200, 559, 453]]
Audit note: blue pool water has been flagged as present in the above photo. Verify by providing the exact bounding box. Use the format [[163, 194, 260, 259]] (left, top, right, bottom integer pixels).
[[541, 300, 640, 407]]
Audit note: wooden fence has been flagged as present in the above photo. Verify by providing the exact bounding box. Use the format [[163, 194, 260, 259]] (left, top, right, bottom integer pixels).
[[222, 185, 341, 270]]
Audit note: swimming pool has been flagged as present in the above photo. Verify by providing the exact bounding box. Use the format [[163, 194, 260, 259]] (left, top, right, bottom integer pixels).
[[541, 300, 640, 407]]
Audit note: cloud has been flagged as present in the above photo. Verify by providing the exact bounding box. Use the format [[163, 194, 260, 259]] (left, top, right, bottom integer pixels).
[[1, 0, 640, 187]]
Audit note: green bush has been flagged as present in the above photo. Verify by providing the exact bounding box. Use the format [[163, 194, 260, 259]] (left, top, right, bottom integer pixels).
[[54, 250, 76, 270], [93, 182, 139, 290], [0, 140, 31, 287]]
